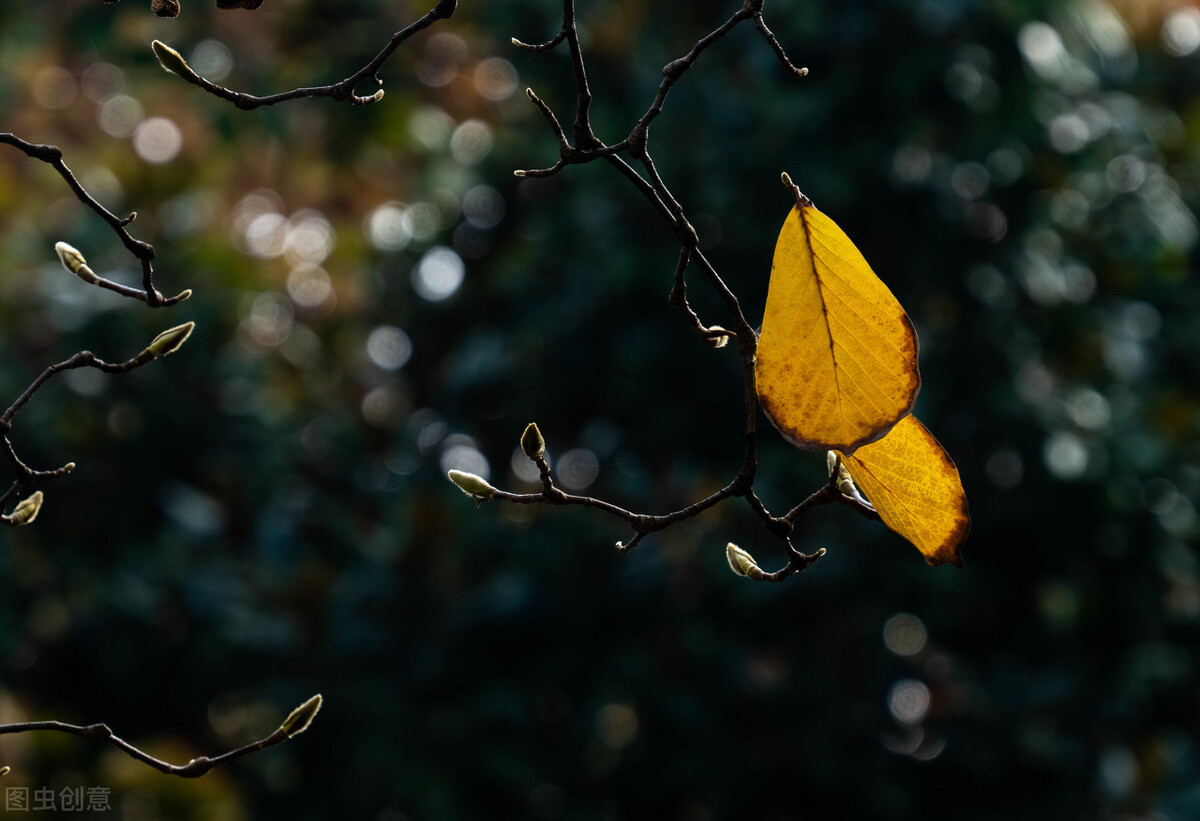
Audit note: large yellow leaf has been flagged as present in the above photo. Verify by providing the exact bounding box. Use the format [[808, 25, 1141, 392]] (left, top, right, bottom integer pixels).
[[837, 414, 969, 567], [756, 187, 920, 453]]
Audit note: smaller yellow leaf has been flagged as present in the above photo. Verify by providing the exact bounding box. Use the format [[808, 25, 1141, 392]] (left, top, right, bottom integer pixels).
[[837, 414, 969, 567]]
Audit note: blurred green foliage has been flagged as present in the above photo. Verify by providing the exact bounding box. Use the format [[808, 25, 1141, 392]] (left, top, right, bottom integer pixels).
[[1, 0, 1199, 818]]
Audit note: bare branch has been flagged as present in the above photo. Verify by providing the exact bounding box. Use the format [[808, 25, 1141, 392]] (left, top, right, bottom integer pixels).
[[484, 1, 829, 578], [1, 325, 196, 526], [151, 0, 458, 109], [0, 694, 322, 778], [0, 134, 188, 306]]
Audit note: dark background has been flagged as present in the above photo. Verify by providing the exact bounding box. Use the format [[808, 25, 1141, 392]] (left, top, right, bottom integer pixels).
[[1, 0, 1199, 818]]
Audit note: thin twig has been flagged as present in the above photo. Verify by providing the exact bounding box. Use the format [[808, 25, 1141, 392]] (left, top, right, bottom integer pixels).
[[152, 0, 457, 109], [487, 1, 828, 576], [0, 134, 188, 307], [0, 694, 321, 778], [1, 324, 194, 525]]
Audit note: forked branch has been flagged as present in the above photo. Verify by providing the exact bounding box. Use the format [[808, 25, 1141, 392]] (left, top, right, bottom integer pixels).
[[149, 0, 458, 109], [456, 0, 829, 580]]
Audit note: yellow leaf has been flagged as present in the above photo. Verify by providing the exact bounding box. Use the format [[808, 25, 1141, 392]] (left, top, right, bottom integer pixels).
[[756, 184, 920, 453], [837, 415, 969, 567]]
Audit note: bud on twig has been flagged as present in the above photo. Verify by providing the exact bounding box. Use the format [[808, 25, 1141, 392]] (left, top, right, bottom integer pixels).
[[827, 451, 870, 506], [152, 41, 194, 78], [145, 322, 195, 358], [278, 694, 322, 738], [725, 542, 765, 580], [9, 491, 44, 526], [448, 469, 496, 501], [703, 325, 731, 349], [54, 242, 87, 274], [520, 422, 545, 461]]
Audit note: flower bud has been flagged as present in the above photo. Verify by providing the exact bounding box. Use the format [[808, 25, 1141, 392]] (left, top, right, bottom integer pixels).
[[836, 462, 859, 498], [9, 491, 44, 526], [278, 694, 322, 738], [448, 469, 496, 500], [152, 40, 192, 77], [146, 322, 195, 358], [725, 542, 765, 580], [55, 242, 87, 274], [520, 423, 545, 461], [703, 326, 731, 349]]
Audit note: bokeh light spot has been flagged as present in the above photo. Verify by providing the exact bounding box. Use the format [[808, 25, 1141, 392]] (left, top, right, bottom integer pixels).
[[132, 117, 182, 164], [413, 247, 464, 302], [450, 120, 494, 166], [98, 94, 144, 138], [474, 57, 519, 101], [887, 680, 931, 726], [883, 614, 928, 656], [31, 66, 77, 109], [366, 326, 412, 371]]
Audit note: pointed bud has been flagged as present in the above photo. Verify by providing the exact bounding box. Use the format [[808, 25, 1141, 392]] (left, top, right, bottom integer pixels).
[[829, 455, 869, 505], [146, 322, 195, 358], [55, 242, 87, 274], [520, 423, 545, 461], [278, 694, 322, 738], [836, 462, 859, 498], [369, 89, 385, 103], [448, 469, 496, 500], [725, 542, 765, 580], [152, 40, 193, 78], [703, 326, 730, 349], [10, 491, 44, 526]]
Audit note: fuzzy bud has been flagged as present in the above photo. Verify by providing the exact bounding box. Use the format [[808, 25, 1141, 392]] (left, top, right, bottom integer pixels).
[[152, 40, 192, 77], [278, 694, 322, 737], [703, 326, 731, 349], [448, 469, 496, 500], [54, 242, 87, 274], [725, 542, 765, 580], [520, 422, 545, 461], [835, 462, 859, 498], [9, 491, 44, 526], [828, 452, 870, 505], [146, 322, 195, 358]]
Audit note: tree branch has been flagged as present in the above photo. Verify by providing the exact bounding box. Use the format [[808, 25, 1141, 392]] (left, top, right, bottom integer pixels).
[[150, 0, 457, 109], [0, 134, 189, 307], [0, 694, 322, 778], [471, 1, 828, 578], [1, 325, 195, 527]]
